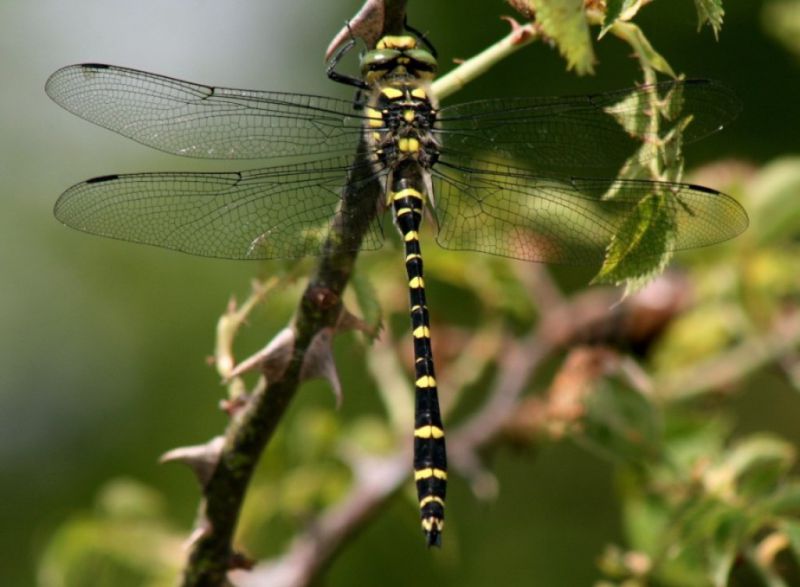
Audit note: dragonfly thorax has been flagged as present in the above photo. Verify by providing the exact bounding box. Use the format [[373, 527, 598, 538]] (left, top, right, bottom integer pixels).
[[364, 82, 439, 170]]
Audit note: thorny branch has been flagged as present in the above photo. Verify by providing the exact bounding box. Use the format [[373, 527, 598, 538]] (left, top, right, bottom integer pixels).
[[172, 1, 414, 583]]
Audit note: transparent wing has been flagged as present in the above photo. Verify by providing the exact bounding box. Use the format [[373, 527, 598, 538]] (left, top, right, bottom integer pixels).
[[436, 79, 740, 175], [54, 156, 385, 259], [430, 159, 748, 265], [45, 64, 366, 160]]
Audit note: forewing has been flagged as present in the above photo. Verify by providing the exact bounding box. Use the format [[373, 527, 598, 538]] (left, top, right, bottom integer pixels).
[[54, 156, 385, 259], [45, 64, 365, 160], [436, 79, 740, 175], [430, 160, 748, 265]]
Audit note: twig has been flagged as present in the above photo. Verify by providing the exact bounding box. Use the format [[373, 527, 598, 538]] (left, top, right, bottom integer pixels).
[[233, 330, 552, 587], [431, 19, 540, 101], [231, 453, 409, 587], [234, 285, 689, 587], [656, 310, 800, 401]]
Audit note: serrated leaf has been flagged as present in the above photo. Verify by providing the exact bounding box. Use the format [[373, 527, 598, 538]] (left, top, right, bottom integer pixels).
[[604, 78, 687, 142], [594, 84, 695, 293], [530, 0, 595, 75], [600, 0, 643, 39], [694, 0, 725, 39], [591, 193, 676, 294], [604, 85, 652, 139]]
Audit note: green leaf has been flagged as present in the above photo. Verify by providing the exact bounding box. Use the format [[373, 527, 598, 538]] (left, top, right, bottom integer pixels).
[[709, 435, 795, 496], [610, 22, 676, 77], [617, 470, 673, 554], [37, 480, 181, 587], [604, 84, 653, 140], [763, 0, 800, 59], [748, 157, 800, 245], [694, 0, 725, 39], [581, 378, 662, 466], [765, 482, 800, 516], [530, 0, 595, 75], [600, 0, 643, 38], [591, 193, 676, 294], [593, 83, 695, 293], [662, 411, 730, 471], [707, 510, 742, 587], [782, 520, 800, 563]]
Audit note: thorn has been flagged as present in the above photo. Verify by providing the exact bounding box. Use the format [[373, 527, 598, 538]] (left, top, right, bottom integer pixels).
[[337, 305, 380, 338], [306, 285, 341, 311], [324, 0, 386, 61], [184, 517, 212, 550], [500, 16, 536, 45], [301, 327, 343, 408], [228, 327, 296, 381], [160, 436, 225, 487], [219, 394, 249, 417]]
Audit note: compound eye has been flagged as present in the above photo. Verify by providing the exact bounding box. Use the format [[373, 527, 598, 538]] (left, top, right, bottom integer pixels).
[[361, 49, 401, 73], [406, 49, 438, 73]]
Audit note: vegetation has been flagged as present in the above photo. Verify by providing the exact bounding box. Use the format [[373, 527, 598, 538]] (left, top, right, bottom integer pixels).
[[26, 0, 800, 586]]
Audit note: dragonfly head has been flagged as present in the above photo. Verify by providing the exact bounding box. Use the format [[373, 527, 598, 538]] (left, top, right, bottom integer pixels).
[[361, 35, 437, 85]]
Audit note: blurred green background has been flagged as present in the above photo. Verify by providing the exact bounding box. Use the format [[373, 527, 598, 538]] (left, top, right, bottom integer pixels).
[[2, 1, 799, 585]]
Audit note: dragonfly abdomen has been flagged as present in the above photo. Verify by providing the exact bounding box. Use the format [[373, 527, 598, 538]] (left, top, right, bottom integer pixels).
[[390, 165, 447, 547]]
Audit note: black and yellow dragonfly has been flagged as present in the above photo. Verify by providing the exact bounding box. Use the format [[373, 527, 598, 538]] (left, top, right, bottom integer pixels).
[[46, 33, 747, 547]]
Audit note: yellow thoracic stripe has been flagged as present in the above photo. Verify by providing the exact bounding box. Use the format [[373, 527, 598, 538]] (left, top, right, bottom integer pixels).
[[398, 137, 420, 152], [411, 87, 427, 99], [414, 467, 447, 481], [415, 375, 436, 388], [377, 35, 416, 50], [422, 517, 444, 532], [419, 495, 445, 508], [392, 188, 423, 201], [414, 424, 444, 438], [409, 276, 424, 288], [381, 86, 404, 100], [364, 107, 383, 128], [413, 325, 430, 338]]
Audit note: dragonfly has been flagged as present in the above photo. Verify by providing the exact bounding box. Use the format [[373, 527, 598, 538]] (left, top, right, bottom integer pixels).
[[46, 31, 747, 547]]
